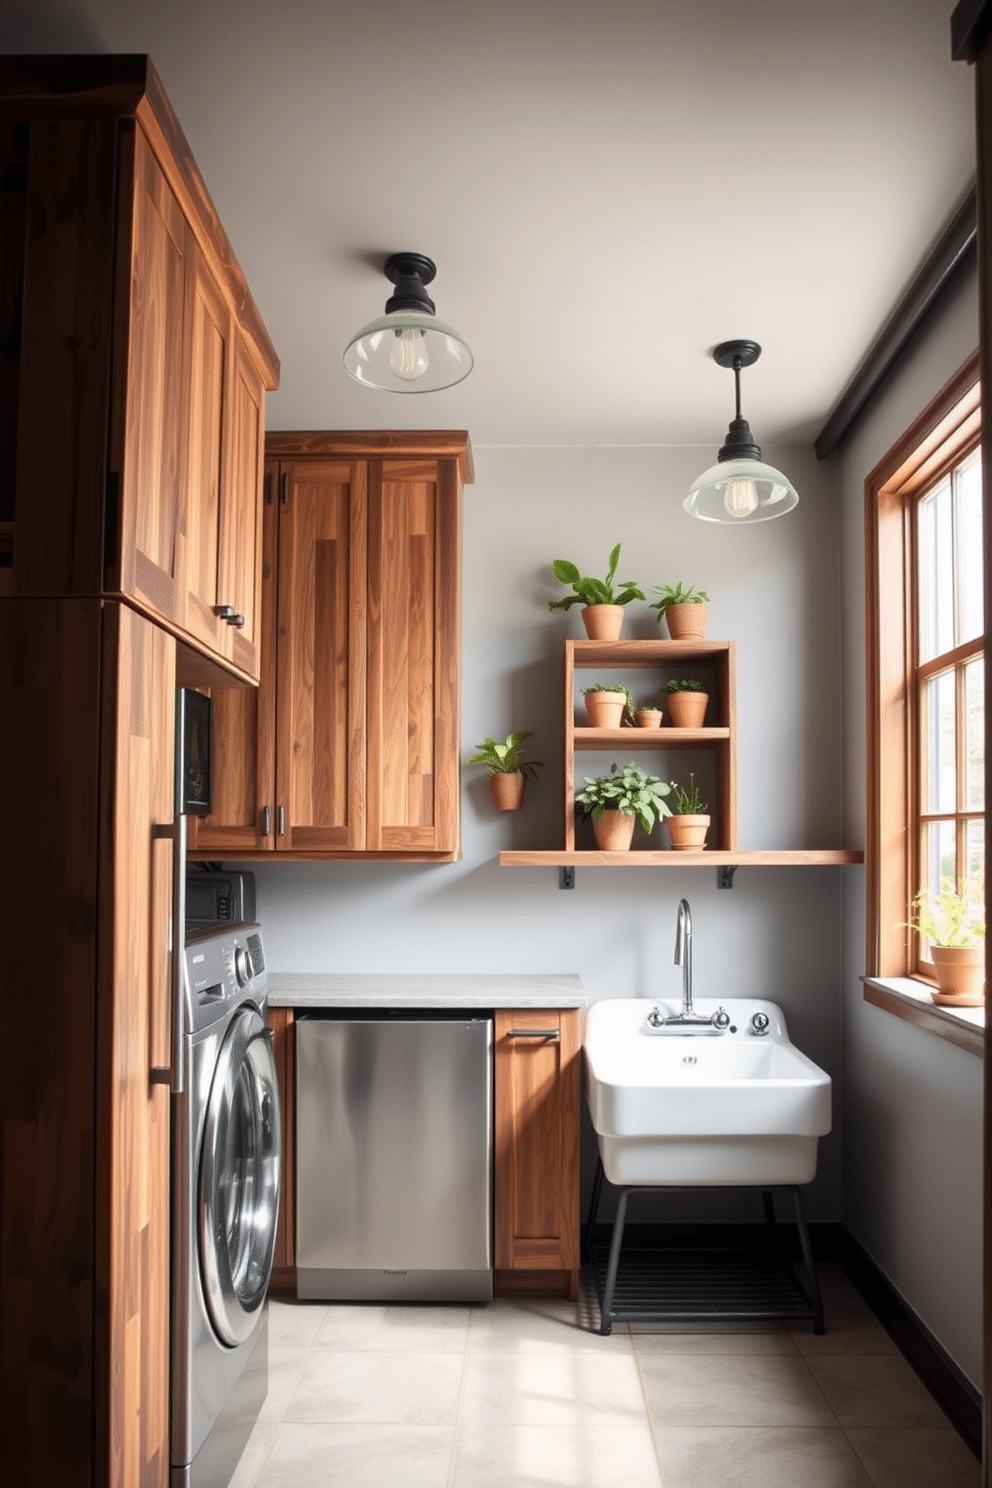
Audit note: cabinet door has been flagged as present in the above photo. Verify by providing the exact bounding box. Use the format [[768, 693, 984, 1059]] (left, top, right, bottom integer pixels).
[[219, 331, 266, 679], [188, 473, 277, 855], [114, 127, 187, 628], [275, 457, 367, 851], [366, 456, 460, 854], [494, 1009, 581, 1284], [98, 603, 175, 1488]]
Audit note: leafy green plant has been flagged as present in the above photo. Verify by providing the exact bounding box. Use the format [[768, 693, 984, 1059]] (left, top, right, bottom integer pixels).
[[649, 581, 710, 618], [665, 678, 706, 694], [465, 730, 543, 779], [548, 543, 645, 612], [669, 773, 708, 815], [904, 878, 986, 948], [582, 682, 635, 721], [575, 762, 672, 834]]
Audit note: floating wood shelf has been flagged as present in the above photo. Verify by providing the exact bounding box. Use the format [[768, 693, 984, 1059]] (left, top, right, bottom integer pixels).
[[499, 850, 864, 868]]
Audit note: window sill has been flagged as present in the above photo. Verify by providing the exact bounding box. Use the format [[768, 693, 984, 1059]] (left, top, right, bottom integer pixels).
[[862, 976, 985, 1057]]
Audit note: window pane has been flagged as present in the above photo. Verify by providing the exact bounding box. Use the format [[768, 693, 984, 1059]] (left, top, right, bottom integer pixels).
[[918, 476, 953, 663], [923, 670, 956, 813], [956, 452, 984, 645], [966, 817, 984, 906], [922, 818, 957, 908], [965, 656, 985, 811]]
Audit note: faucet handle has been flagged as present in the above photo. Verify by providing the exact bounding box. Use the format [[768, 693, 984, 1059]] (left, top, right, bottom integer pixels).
[[749, 1011, 770, 1036], [712, 1007, 730, 1029], [646, 1006, 666, 1029]]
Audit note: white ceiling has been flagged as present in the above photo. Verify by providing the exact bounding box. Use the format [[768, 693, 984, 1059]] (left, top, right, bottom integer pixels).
[[3, 0, 978, 449]]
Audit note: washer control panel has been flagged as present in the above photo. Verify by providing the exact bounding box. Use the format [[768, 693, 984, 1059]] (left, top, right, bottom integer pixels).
[[183, 923, 268, 1033]]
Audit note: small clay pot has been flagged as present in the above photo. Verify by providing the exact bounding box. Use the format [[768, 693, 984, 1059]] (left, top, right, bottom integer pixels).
[[592, 810, 636, 852], [581, 604, 624, 641], [666, 691, 709, 728], [488, 771, 525, 811], [584, 690, 627, 728], [664, 602, 709, 641], [633, 707, 663, 728], [929, 945, 985, 1005], [666, 813, 710, 851]]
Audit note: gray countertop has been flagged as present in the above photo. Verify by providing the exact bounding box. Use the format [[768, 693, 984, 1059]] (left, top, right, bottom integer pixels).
[[266, 972, 586, 1010]]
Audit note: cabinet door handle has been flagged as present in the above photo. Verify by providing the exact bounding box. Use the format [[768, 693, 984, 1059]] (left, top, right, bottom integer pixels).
[[281, 471, 289, 505], [213, 604, 236, 620], [228, 612, 245, 628], [151, 816, 187, 1094], [262, 805, 271, 837], [507, 1028, 560, 1040], [278, 805, 285, 836]]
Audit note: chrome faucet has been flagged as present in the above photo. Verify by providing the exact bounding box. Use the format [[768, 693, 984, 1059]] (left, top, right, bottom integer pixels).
[[646, 898, 730, 1032]]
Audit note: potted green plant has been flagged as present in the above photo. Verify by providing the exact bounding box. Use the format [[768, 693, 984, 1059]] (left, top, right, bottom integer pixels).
[[581, 682, 635, 728], [666, 774, 711, 851], [574, 761, 671, 852], [649, 581, 710, 640], [905, 879, 986, 1005], [548, 543, 645, 640], [632, 695, 663, 728], [465, 730, 543, 812], [664, 677, 709, 728]]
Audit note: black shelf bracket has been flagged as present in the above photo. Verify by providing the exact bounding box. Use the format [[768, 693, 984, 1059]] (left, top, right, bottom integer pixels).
[[559, 866, 576, 890], [717, 865, 737, 890]]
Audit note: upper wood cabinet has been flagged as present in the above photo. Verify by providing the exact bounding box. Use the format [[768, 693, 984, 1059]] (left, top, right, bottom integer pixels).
[[1, 55, 279, 683], [190, 432, 472, 860]]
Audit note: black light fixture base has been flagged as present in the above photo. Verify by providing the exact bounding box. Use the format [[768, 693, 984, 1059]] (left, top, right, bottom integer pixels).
[[713, 339, 761, 370], [383, 251, 437, 315]]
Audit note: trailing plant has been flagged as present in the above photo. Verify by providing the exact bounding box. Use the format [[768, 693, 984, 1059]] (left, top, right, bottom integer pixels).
[[665, 678, 706, 694], [582, 682, 635, 721], [649, 581, 710, 618], [668, 773, 708, 815], [548, 543, 645, 612], [574, 762, 671, 835], [465, 730, 543, 779], [904, 878, 986, 948]]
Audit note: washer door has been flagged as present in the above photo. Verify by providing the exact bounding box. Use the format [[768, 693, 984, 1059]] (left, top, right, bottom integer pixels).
[[199, 1004, 281, 1346]]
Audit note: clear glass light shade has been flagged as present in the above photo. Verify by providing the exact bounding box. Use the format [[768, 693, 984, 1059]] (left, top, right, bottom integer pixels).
[[343, 310, 473, 393], [684, 457, 799, 524]]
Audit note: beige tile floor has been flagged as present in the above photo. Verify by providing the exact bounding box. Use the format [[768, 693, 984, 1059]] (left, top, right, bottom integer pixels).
[[230, 1265, 979, 1488]]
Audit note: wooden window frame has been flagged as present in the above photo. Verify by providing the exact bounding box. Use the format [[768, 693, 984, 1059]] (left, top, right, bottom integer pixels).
[[865, 350, 982, 985]]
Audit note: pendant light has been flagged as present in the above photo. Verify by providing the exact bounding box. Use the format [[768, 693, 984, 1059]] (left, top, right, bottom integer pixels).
[[684, 340, 799, 523], [343, 252, 473, 393]]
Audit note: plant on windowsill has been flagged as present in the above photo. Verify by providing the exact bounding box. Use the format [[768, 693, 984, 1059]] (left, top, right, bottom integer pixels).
[[465, 731, 543, 812], [581, 682, 635, 728], [574, 761, 671, 852], [548, 543, 645, 641], [664, 677, 709, 728], [905, 879, 986, 1006], [649, 581, 710, 640], [665, 774, 710, 852]]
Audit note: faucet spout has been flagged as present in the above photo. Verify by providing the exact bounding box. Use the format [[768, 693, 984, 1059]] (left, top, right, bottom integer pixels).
[[674, 897, 693, 1016]]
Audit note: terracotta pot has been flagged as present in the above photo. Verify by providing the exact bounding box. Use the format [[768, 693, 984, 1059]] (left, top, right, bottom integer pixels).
[[581, 604, 624, 641], [584, 690, 627, 728], [633, 707, 663, 728], [929, 945, 985, 1005], [592, 809, 636, 852], [488, 771, 525, 811], [666, 813, 710, 851], [664, 602, 709, 641], [665, 691, 709, 728]]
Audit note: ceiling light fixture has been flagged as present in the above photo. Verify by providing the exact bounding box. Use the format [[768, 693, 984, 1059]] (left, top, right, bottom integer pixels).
[[343, 251, 473, 393], [684, 340, 799, 523]]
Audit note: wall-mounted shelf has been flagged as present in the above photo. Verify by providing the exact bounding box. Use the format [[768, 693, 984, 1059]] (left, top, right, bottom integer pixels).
[[499, 849, 864, 868]]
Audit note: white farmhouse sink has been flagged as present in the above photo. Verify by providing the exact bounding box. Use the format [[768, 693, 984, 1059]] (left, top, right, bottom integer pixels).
[[584, 998, 832, 1187]]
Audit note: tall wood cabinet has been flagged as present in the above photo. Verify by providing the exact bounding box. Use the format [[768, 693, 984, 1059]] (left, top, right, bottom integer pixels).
[[191, 431, 473, 861], [0, 57, 278, 1488], [2, 55, 278, 683]]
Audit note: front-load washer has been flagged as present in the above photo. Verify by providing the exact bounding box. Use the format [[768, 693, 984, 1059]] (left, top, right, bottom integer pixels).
[[172, 923, 281, 1488]]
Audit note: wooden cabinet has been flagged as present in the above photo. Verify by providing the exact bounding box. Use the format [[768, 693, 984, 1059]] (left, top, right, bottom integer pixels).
[[267, 1007, 296, 1292], [191, 431, 472, 860], [2, 56, 279, 683], [494, 1008, 581, 1298], [0, 599, 175, 1487]]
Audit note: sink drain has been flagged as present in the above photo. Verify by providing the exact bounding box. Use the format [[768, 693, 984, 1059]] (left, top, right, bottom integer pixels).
[[681, 1054, 697, 1067]]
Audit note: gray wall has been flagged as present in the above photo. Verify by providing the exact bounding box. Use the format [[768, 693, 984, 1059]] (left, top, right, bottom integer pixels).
[[838, 259, 982, 1389], [254, 437, 850, 1223]]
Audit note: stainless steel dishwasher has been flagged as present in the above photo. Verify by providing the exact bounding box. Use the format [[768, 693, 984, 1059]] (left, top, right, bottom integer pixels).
[[295, 1010, 493, 1301]]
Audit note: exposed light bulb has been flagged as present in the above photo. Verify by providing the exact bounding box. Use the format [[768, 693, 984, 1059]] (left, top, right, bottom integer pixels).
[[723, 476, 760, 519], [389, 326, 429, 381]]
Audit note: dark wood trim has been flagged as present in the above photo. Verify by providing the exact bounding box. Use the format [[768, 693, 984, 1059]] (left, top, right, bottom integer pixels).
[[264, 429, 475, 485]]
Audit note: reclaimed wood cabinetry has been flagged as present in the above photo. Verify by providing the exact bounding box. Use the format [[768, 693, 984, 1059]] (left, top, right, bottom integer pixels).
[[2, 55, 278, 684], [494, 1008, 581, 1298], [191, 431, 472, 860], [0, 599, 176, 1488]]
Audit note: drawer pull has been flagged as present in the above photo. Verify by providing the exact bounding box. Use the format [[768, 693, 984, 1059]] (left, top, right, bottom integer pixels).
[[262, 805, 271, 837], [507, 1028, 560, 1039]]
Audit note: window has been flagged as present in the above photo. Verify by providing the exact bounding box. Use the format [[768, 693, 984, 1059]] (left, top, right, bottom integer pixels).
[[865, 352, 983, 986]]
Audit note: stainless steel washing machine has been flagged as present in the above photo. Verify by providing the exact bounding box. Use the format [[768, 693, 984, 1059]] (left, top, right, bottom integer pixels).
[[172, 924, 281, 1488]]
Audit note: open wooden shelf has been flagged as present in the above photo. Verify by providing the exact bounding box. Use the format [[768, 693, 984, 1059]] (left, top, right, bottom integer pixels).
[[499, 849, 864, 867]]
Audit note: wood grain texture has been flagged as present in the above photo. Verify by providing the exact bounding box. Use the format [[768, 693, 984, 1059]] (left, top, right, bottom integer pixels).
[[265, 428, 473, 483], [494, 1009, 580, 1293], [94, 602, 174, 1488], [0, 598, 103, 1485], [181, 239, 229, 655]]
